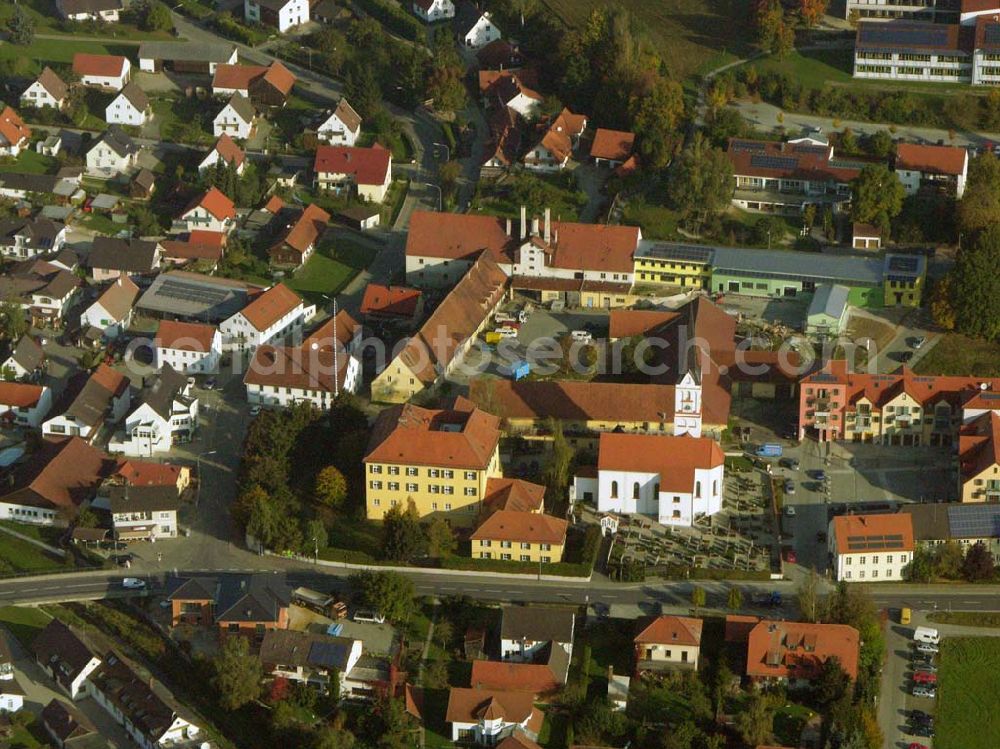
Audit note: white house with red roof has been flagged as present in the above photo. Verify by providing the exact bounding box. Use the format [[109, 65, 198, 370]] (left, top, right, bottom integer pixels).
[[219, 283, 315, 352], [574, 433, 726, 527], [72, 53, 130, 90], [0, 107, 31, 157], [894, 142, 969, 198], [154, 321, 222, 375], [313, 144, 392, 202], [177, 187, 236, 234], [198, 134, 246, 175], [0, 382, 52, 428], [413, 0, 454, 21]]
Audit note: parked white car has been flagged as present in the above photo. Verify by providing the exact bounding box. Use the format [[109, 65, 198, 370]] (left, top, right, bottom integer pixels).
[[570, 330, 592, 343], [494, 327, 518, 339], [122, 577, 146, 589]]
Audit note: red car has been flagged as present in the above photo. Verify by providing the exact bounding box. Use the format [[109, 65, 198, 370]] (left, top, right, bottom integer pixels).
[[783, 548, 797, 564], [909, 743, 929, 749], [912, 670, 937, 684]]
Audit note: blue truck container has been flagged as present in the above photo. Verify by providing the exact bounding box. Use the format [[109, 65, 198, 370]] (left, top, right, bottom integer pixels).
[[755, 443, 783, 458], [501, 360, 530, 381]]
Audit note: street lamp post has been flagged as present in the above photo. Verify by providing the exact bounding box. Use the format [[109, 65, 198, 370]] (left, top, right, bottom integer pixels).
[[312, 536, 318, 564], [423, 182, 442, 211], [196, 450, 217, 508], [433, 141, 450, 162]]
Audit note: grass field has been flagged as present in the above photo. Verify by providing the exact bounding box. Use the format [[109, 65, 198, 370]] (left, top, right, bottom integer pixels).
[[0, 605, 52, 648], [929, 612, 1000, 628], [0, 531, 68, 575], [284, 238, 377, 304], [0, 0, 176, 39], [915, 333, 1000, 377], [541, 0, 754, 80], [0, 38, 136, 75], [937, 637, 1000, 749], [0, 150, 59, 176]]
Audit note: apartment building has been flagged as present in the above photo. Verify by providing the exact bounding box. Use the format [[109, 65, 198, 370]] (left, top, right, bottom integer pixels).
[[219, 282, 314, 352], [798, 359, 1000, 445], [746, 620, 860, 686], [470, 510, 568, 563], [154, 320, 222, 375], [828, 513, 915, 582], [895, 142, 969, 198], [959, 407, 1000, 502], [364, 397, 502, 525]]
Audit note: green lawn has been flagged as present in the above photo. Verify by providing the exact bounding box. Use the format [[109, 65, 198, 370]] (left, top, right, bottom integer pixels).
[[0, 0, 177, 39], [0, 520, 64, 546], [541, 0, 754, 81], [285, 239, 377, 305], [0, 605, 53, 648], [773, 703, 817, 747], [0, 150, 59, 176], [929, 612, 1000, 628], [937, 637, 1000, 749], [0, 38, 136, 75], [915, 333, 1000, 377], [0, 532, 69, 575], [582, 619, 635, 679], [151, 97, 215, 146], [622, 199, 681, 241]]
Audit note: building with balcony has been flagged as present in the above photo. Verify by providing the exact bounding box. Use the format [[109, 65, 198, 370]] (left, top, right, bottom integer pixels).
[[960, 410, 1000, 502]]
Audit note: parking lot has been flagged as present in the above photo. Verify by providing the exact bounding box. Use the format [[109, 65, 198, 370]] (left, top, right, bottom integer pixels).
[[881, 618, 938, 749]]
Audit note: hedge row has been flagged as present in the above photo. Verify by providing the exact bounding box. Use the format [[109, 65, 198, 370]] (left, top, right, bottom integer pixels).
[[354, 0, 423, 41]]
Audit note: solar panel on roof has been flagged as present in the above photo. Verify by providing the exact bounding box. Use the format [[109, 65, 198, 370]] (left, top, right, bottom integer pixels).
[[646, 244, 713, 263], [308, 641, 348, 668], [888, 255, 919, 272], [730, 140, 767, 153], [862, 24, 950, 47], [750, 154, 798, 170], [157, 279, 230, 305], [948, 504, 1000, 539], [985, 24, 1000, 45]]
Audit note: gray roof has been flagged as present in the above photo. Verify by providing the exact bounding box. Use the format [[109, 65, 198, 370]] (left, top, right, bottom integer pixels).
[[137, 271, 261, 322], [884, 252, 926, 281], [93, 126, 137, 159], [118, 82, 149, 112], [166, 573, 291, 624], [454, 1, 492, 36], [88, 237, 159, 273], [34, 67, 69, 101], [808, 283, 849, 320], [32, 621, 98, 694], [947, 503, 1000, 540], [225, 93, 256, 123], [711, 246, 885, 286], [2, 334, 45, 373], [60, 0, 122, 13], [135, 364, 190, 420], [259, 629, 357, 671], [60, 368, 127, 428], [107, 484, 180, 514], [0, 217, 64, 253], [138, 41, 237, 64], [0, 173, 62, 194], [500, 606, 575, 644], [900, 504, 952, 542]]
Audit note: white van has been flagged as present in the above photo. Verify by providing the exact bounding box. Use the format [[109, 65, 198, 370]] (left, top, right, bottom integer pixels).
[[913, 626, 939, 644], [570, 330, 592, 343]]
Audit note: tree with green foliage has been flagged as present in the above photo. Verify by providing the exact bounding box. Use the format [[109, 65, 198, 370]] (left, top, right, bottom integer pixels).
[[438, 160, 461, 201], [630, 76, 685, 170], [814, 656, 851, 706], [934, 540, 965, 578], [350, 570, 416, 623], [735, 692, 772, 745], [425, 517, 455, 558], [0, 302, 27, 341], [140, 0, 173, 31], [668, 133, 735, 232], [963, 541, 996, 581], [949, 224, 1000, 340], [344, 60, 383, 119], [542, 418, 574, 509], [691, 586, 706, 612], [382, 500, 424, 561], [755, 0, 794, 58], [904, 547, 935, 583], [304, 517, 328, 551], [958, 152, 1000, 235], [6, 5, 35, 46], [212, 636, 263, 710], [929, 276, 956, 331], [868, 129, 895, 158], [850, 163, 905, 234], [314, 465, 348, 509], [727, 586, 743, 610]]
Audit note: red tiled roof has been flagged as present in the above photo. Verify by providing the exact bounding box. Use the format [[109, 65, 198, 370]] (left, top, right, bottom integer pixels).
[[313, 145, 391, 186], [896, 142, 967, 176], [90, 363, 128, 396], [184, 187, 235, 222], [608, 309, 681, 339], [960, 410, 1000, 483], [471, 510, 568, 545], [831, 513, 914, 555], [244, 343, 352, 394], [470, 660, 561, 695], [263, 195, 284, 213], [533, 108, 586, 164], [634, 615, 703, 647], [1, 437, 108, 510], [210, 134, 245, 168], [366, 398, 501, 470], [746, 620, 860, 681], [0, 107, 30, 148], [590, 128, 635, 162], [238, 283, 301, 331], [113, 459, 184, 487], [726, 138, 864, 183], [72, 53, 128, 79], [535, 222, 639, 274], [303, 309, 361, 352], [270, 203, 330, 257], [160, 238, 225, 262], [0, 381, 44, 408], [154, 320, 217, 353], [725, 615, 760, 644], [445, 687, 541, 728], [405, 211, 512, 264], [260, 61, 296, 95], [360, 284, 422, 318], [598, 433, 725, 493], [212, 63, 268, 91], [483, 477, 545, 513]]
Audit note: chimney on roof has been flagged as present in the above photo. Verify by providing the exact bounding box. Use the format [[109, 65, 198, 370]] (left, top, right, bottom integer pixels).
[[544, 207, 550, 243], [520, 205, 526, 240], [505, 217, 511, 236], [531, 216, 539, 236]]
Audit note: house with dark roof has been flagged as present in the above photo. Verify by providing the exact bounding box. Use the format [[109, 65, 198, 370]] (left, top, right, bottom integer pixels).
[[105, 82, 150, 127], [41, 698, 107, 748], [21, 67, 69, 110], [259, 629, 363, 690], [0, 217, 67, 260], [0, 335, 45, 381], [453, 1, 502, 48], [317, 99, 362, 146], [634, 615, 704, 672], [413, 0, 455, 22], [213, 93, 257, 140], [87, 236, 161, 283], [138, 41, 238, 75], [166, 573, 292, 639], [42, 364, 131, 443], [108, 365, 197, 457], [85, 125, 139, 177], [33, 620, 102, 699], [244, 0, 311, 33], [500, 605, 575, 664], [0, 258, 80, 326], [79, 276, 140, 340]]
